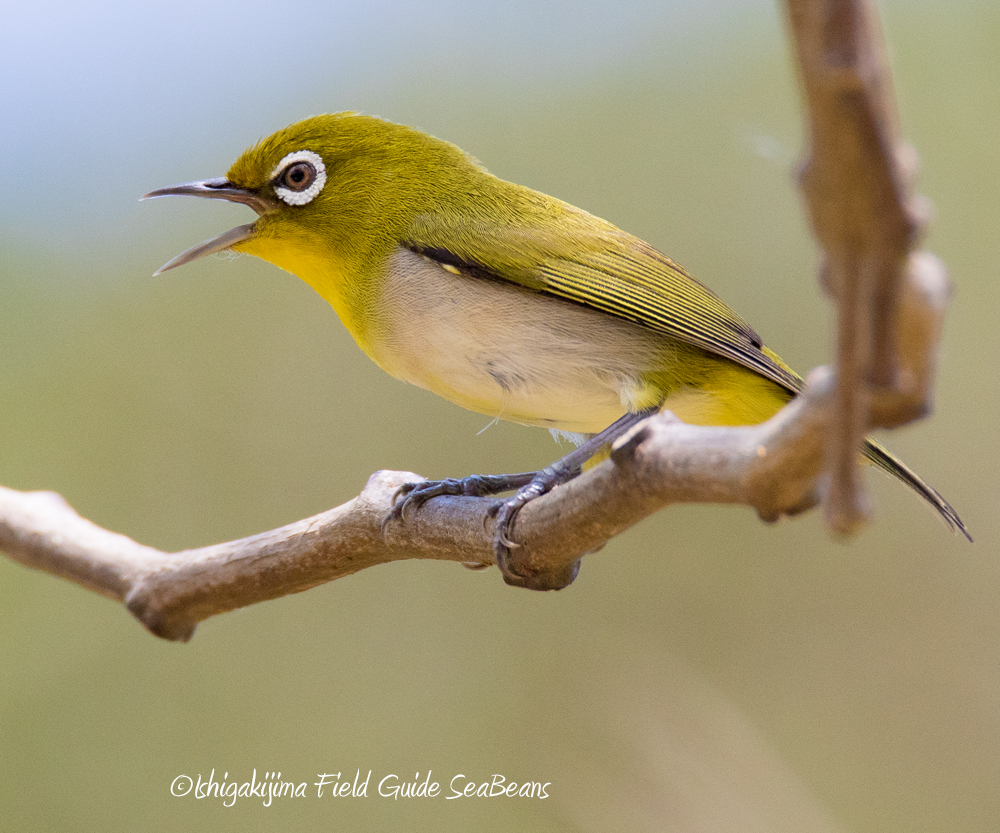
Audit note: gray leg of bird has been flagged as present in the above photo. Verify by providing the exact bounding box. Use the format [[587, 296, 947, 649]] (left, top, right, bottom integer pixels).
[[494, 407, 658, 590]]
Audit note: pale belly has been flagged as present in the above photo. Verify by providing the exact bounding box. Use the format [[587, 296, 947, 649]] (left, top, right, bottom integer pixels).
[[365, 247, 678, 433]]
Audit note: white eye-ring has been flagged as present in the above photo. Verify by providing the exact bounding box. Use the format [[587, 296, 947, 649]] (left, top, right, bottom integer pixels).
[[271, 149, 327, 206]]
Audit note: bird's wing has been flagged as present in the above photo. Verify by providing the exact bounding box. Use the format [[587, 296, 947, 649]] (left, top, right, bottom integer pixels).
[[404, 196, 803, 394]]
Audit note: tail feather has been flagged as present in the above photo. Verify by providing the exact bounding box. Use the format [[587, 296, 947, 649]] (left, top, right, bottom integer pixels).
[[862, 438, 972, 542]]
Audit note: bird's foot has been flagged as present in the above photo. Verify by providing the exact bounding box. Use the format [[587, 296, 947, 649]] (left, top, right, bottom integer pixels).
[[382, 472, 536, 533], [382, 467, 580, 589], [488, 462, 582, 590]]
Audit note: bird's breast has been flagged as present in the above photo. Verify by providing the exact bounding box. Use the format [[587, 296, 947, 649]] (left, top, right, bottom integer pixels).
[[364, 246, 674, 433]]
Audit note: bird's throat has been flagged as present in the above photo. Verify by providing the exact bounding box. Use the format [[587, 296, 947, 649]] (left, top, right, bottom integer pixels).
[[234, 234, 366, 342]]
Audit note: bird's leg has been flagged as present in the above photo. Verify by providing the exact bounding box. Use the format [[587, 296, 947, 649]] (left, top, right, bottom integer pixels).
[[383, 407, 657, 589], [491, 408, 657, 588]]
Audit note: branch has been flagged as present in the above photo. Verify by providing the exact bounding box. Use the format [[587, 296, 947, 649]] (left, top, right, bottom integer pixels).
[[1, 372, 834, 642], [783, 0, 950, 534]]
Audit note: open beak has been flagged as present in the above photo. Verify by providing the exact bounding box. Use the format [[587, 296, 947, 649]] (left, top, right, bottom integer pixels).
[[141, 178, 277, 275]]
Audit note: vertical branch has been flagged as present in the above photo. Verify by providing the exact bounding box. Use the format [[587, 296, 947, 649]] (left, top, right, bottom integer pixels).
[[783, 0, 943, 535]]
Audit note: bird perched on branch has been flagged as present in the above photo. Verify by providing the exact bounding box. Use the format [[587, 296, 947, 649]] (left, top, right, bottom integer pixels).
[[144, 113, 969, 588]]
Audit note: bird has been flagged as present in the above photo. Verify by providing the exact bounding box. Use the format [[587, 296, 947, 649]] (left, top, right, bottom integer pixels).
[[142, 112, 969, 588]]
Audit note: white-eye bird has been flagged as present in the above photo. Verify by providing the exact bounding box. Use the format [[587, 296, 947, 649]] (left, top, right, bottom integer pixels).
[[143, 113, 969, 589]]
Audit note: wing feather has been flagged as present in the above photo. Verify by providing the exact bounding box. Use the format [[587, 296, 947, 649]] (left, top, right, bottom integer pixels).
[[404, 195, 802, 394]]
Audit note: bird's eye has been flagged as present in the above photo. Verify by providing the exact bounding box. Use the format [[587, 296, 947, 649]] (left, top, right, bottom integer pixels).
[[270, 149, 327, 206], [280, 161, 316, 192]]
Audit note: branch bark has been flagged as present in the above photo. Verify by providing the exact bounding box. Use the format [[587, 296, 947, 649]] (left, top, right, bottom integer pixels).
[[0, 0, 953, 640]]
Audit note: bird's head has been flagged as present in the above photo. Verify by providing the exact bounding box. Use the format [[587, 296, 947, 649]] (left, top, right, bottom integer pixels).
[[143, 112, 469, 277]]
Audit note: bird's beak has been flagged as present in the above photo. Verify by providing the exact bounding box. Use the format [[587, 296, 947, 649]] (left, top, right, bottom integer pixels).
[[141, 178, 278, 275]]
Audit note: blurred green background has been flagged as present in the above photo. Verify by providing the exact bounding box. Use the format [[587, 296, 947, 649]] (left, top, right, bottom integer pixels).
[[1, 1, 996, 830]]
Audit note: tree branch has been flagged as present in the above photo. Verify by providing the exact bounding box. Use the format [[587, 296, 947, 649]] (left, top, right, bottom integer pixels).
[[1, 373, 835, 642], [783, 0, 950, 533]]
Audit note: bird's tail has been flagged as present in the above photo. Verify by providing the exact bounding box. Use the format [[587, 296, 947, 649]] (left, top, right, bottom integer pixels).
[[862, 438, 972, 541]]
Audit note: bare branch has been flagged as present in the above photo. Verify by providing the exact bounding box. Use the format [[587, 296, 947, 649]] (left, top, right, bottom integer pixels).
[[1, 373, 835, 642], [783, 0, 949, 534]]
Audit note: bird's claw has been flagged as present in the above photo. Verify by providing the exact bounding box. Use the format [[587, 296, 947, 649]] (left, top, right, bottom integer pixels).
[[384, 471, 541, 536], [382, 477, 465, 533]]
